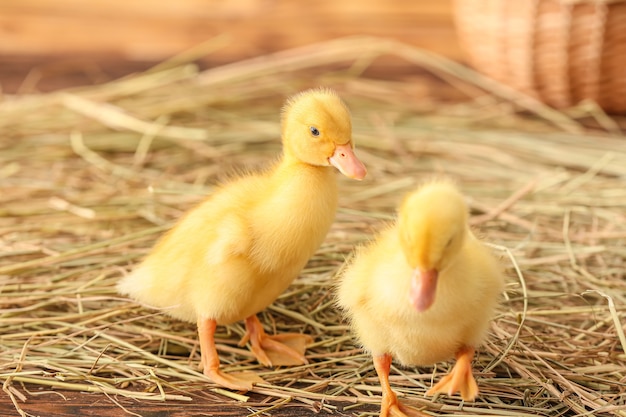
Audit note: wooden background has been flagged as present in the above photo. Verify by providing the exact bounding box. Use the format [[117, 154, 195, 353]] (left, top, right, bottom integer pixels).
[[0, 0, 462, 91]]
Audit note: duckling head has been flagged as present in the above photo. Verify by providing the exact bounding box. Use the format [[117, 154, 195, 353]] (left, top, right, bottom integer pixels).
[[398, 180, 468, 312], [281, 88, 366, 180]]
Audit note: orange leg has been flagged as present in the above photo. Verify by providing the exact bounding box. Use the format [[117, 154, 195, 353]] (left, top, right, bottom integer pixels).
[[427, 346, 479, 401], [239, 315, 312, 367], [373, 354, 429, 417], [197, 317, 262, 391]]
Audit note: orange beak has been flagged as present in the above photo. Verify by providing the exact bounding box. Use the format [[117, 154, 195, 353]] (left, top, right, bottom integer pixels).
[[329, 143, 367, 180], [410, 268, 438, 312]]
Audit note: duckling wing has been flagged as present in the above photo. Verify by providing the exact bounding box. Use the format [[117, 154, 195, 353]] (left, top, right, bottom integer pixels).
[[117, 177, 260, 316]]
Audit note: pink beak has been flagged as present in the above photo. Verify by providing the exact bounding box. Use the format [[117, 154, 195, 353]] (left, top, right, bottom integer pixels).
[[410, 268, 438, 312], [328, 143, 367, 180]]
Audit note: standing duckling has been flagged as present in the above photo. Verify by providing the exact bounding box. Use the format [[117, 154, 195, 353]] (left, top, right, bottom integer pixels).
[[119, 88, 366, 391], [337, 179, 503, 416]]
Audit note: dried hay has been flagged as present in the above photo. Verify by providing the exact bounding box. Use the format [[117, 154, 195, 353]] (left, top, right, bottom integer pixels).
[[1, 37, 625, 416]]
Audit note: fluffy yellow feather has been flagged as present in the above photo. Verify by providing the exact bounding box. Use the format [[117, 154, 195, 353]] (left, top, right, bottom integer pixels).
[[337, 179, 503, 416], [118, 88, 366, 391]]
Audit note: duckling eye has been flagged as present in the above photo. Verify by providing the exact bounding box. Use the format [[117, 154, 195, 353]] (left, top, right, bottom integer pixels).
[[309, 126, 320, 137]]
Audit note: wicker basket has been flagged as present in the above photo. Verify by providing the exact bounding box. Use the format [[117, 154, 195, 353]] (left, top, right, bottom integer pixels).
[[453, 0, 626, 114]]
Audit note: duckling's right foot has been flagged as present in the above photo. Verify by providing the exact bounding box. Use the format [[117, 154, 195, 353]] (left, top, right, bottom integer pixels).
[[240, 315, 312, 367], [382, 402, 425, 417], [374, 353, 430, 417]]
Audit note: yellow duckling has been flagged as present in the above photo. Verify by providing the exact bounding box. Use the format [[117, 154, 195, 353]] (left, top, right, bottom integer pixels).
[[337, 179, 503, 416], [118, 88, 366, 391]]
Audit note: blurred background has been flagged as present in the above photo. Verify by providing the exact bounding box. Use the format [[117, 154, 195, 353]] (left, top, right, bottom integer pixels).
[[3, 0, 624, 113], [0, 0, 460, 93]]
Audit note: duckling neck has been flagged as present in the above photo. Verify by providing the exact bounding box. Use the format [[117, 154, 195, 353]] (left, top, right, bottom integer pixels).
[[271, 154, 339, 210], [276, 153, 336, 182], [248, 153, 338, 272]]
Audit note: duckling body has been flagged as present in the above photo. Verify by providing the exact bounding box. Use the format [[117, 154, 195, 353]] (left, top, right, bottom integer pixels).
[[125, 159, 338, 325], [343, 226, 500, 366], [337, 180, 503, 416], [119, 88, 366, 390]]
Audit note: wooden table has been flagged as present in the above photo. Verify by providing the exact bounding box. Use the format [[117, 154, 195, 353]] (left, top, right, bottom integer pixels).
[[2, 385, 379, 416]]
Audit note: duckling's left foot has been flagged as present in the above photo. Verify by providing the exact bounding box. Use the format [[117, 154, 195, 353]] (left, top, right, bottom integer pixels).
[[239, 315, 313, 367], [427, 346, 478, 401]]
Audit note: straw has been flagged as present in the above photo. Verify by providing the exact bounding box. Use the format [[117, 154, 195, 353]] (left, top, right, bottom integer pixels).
[[1, 36, 625, 416]]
